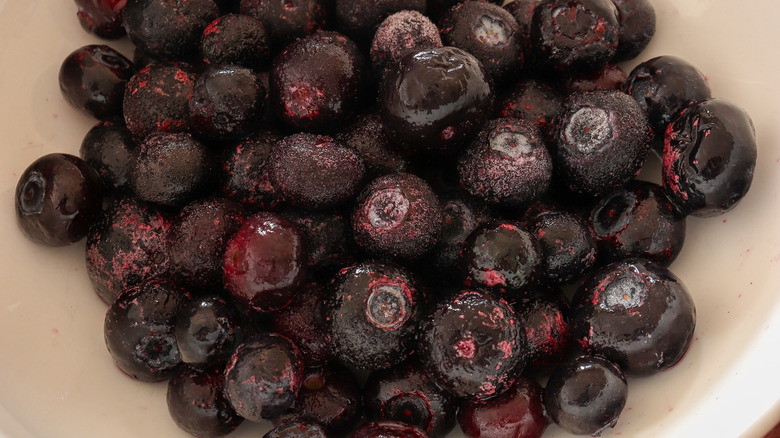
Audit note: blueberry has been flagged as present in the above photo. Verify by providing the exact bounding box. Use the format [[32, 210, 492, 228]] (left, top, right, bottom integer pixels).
[[166, 365, 243, 436], [200, 14, 271, 71], [458, 377, 547, 438]]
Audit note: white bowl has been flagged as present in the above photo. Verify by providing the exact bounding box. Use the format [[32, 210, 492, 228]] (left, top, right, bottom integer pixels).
[[1, 0, 779, 437]]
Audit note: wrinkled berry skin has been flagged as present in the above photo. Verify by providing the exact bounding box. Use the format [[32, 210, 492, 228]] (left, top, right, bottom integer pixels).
[[166, 365, 244, 437], [270, 282, 334, 368], [222, 212, 307, 312], [324, 261, 426, 371], [174, 295, 243, 368], [240, 0, 327, 48], [75, 0, 128, 39], [418, 289, 526, 400], [79, 120, 137, 193], [104, 279, 186, 381], [526, 208, 598, 285], [351, 421, 430, 438], [15, 153, 103, 246], [590, 180, 686, 265], [123, 0, 220, 61], [351, 173, 443, 262], [552, 90, 651, 197], [458, 377, 547, 438], [200, 14, 271, 71], [85, 198, 172, 304], [611, 0, 656, 61], [530, 0, 620, 74], [365, 361, 457, 438], [270, 31, 365, 134], [662, 98, 757, 217], [543, 354, 628, 436], [570, 258, 696, 374], [59, 45, 134, 120], [380, 47, 494, 155], [223, 334, 304, 422]]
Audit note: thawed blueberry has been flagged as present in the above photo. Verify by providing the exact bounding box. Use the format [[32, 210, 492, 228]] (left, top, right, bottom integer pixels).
[[15, 153, 103, 246], [123, 63, 197, 139], [175, 295, 243, 367], [525, 208, 598, 284], [220, 130, 282, 212], [457, 118, 552, 209], [590, 180, 686, 265], [552, 90, 651, 197], [75, 0, 127, 39], [662, 98, 757, 217], [167, 365, 243, 437], [611, 0, 656, 61], [223, 334, 304, 421], [458, 377, 547, 438], [222, 212, 307, 312], [123, 0, 220, 61], [350, 421, 430, 438], [85, 197, 172, 304], [270, 133, 366, 210], [335, 112, 412, 178], [370, 10, 442, 81], [379, 46, 494, 155], [530, 0, 620, 74], [365, 360, 457, 438], [59, 44, 134, 120], [570, 258, 696, 374], [334, 0, 426, 42], [624, 55, 711, 141], [269, 31, 365, 133], [279, 209, 355, 278], [418, 289, 526, 400], [79, 120, 138, 193], [460, 221, 542, 297], [323, 260, 426, 370], [269, 282, 334, 368], [104, 279, 187, 381], [351, 173, 443, 262], [200, 14, 271, 71], [130, 132, 214, 208], [440, 1, 524, 85], [239, 0, 327, 49], [494, 79, 563, 139], [543, 354, 628, 435], [189, 65, 265, 141], [512, 294, 570, 374]]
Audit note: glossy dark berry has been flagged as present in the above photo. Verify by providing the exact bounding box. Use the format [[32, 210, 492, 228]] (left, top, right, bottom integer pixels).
[[269, 282, 334, 368], [175, 295, 243, 367], [123, 0, 220, 61], [167, 365, 243, 437], [200, 14, 271, 71], [79, 120, 138, 192], [270, 133, 366, 210], [335, 112, 411, 178], [85, 198, 172, 304], [370, 10, 442, 81], [526, 208, 598, 284], [223, 212, 307, 312], [265, 421, 328, 438], [624, 55, 711, 140], [558, 63, 628, 96], [239, 0, 327, 49], [104, 279, 186, 381], [365, 361, 457, 438], [458, 377, 547, 438], [418, 289, 526, 400], [15, 153, 103, 246], [276, 363, 364, 435], [351, 173, 443, 262], [220, 130, 282, 212], [590, 180, 686, 265], [552, 90, 651, 197], [457, 118, 552, 209], [380, 46, 494, 155], [123, 63, 197, 139], [530, 0, 620, 74], [544, 354, 628, 435], [189, 65, 265, 140], [334, 0, 426, 42], [130, 132, 214, 208], [570, 258, 696, 374], [324, 260, 426, 370], [461, 221, 542, 297], [59, 44, 134, 120], [440, 1, 523, 85], [351, 421, 430, 438], [662, 98, 757, 217], [223, 334, 304, 421], [611, 0, 656, 61], [279, 209, 354, 277], [513, 295, 570, 374], [269, 31, 365, 134], [494, 79, 563, 139], [75, 0, 127, 39]]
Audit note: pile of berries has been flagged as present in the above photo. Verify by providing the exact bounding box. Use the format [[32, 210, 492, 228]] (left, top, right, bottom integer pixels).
[[15, 0, 757, 437]]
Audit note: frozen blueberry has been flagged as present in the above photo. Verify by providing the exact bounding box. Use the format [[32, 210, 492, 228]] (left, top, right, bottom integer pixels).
[[335, 112, 412, 178], [525, 208, 598, 284], [200, 14, 271, 71], [79, 120, 138, 193], [370, 10, 442, 81], [334, 0, 426, 42], [167, 365, 243, 437], [351, 421, 430, 438], [611, 0, 656, 61], [494, 79, 563, 139], [265, 421, 327, 438], [220, 130, 282, 212], [269, 282, 334, 368], [239, 0, 327, 49], [174, 294, 243, 368], [558, 63, 628, 96], [75, 0, 127, 39], [279, 209, 354, 278], [512, 294, 570, 374]]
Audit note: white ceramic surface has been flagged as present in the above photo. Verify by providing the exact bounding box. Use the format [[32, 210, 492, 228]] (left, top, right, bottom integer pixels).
[[1, 1, 780, 437]]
